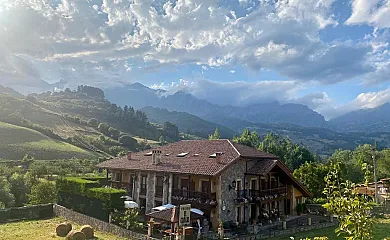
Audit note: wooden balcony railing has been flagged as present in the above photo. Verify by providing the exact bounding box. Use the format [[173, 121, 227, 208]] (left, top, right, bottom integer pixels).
[[109, 181, 133, 196], [236, 187, 288, 202], [172, 188, 217, 206]]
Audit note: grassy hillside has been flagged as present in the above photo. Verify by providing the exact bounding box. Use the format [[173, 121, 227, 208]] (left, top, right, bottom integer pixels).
[[0, 121, 96, 160]]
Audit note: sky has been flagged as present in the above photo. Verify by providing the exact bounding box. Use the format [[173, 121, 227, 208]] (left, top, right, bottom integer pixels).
[[0, 0, 390, 119]]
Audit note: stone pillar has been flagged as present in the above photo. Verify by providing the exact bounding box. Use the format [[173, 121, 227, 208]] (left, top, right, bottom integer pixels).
[[168, 173, 173, 203], [134, 171, 141, 203], [146, 172, 156, 213], [308, 217, 312, 226], [163, 175, 169, 205]]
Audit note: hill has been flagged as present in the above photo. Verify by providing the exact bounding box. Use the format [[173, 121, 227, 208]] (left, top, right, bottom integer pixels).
[[105, 83, 326, 127], [329, 103, 390, 132], [140, 106, 237, 139], [0, 121, 95, 160], [0, 87, 169, 160]]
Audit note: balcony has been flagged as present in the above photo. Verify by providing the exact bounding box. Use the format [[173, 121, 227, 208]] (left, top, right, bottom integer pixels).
[[235, 187, 288, 203], [109, 181, 133, 196], [171, 188, 217, 207]]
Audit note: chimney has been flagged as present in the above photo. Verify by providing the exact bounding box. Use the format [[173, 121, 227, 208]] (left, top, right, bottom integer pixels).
[[216, 152, 222, 164], [127, 151, 132, 160], [152, 150, 162, 165]]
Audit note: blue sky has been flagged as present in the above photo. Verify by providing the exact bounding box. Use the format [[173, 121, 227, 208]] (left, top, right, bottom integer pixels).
[[0, 0, 390, 119]]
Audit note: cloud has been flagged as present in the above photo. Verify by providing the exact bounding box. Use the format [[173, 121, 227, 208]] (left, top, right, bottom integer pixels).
[[0, 0, 375, 89], [346, 0, 390, 28], [151, 78, 301, 106]]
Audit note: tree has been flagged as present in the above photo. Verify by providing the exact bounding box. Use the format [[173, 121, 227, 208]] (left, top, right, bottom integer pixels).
[[323, 161, 374, 240], [0, 178, 15, 207], [294, 162, 329, 198], [87, 118, 99, 127], [98, 122, 110, 135], [163, 121, 179, 141], [233, 129, 260, 148], [118, 135, 138, 148], [209, 128, 221, 140], [28, 181, 57, 204], [259, 133, 316, 170], [108, 127, 120, 140], [9, 173, 29, 206]]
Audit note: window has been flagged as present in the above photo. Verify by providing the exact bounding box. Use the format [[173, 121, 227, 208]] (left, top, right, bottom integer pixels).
[[177, 152, 189, 157], [236, 206, 242, 224], [141, 175, 147, 195], [209, 152, 223, 158], [155, 176, 163, 197], [144, 152, 152, 156]]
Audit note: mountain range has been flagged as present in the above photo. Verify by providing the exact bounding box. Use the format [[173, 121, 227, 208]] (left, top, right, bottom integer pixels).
[[105, 83, 326, 128]]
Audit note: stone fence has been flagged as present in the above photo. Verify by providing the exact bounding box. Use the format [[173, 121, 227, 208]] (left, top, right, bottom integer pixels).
[[230, 222, 337, 240], [53, 204, 158, 240]]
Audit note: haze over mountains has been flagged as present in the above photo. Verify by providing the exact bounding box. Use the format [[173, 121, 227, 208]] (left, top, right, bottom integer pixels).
[[105, 82, 390, 133]]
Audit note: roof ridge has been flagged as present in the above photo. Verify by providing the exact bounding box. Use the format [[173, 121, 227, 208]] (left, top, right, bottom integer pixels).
[[227, 139, 241, 156]]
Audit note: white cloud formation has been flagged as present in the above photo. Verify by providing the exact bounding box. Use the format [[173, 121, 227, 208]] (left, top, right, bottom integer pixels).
[[151, 78, 301, 106], [0, 0, 376, 90], [346, 0, 390, 28]]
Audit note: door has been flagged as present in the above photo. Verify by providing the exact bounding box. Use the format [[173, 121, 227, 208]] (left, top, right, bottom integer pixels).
[[201, 181, 211, 193], [250, 204, 257, 222], [285, 199, 291, 215]]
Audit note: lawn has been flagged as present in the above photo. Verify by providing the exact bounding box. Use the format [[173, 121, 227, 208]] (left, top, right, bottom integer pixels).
[[269, 218, 390, 240], [0, 121, 97, 160], [0, 218, 126, 240]]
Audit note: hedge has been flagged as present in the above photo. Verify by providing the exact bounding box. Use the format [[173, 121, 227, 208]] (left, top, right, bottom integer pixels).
[[0, 204, 53, 223], [56, 177, 100, 196], [56, 177, 126, 221]]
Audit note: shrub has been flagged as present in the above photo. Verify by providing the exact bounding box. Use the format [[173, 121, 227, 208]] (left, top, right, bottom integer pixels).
[[118, 135, 138, 148], [87, 118, 99, 127], [296, 203, 304, 214], [29, 181, 57, 204], [86, 187, 126, 210], [56, 177, 100, 196]]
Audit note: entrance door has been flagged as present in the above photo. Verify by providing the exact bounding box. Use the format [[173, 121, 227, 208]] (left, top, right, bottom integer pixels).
[[250, 204, 257, 221], [285, 199, 291, 215]]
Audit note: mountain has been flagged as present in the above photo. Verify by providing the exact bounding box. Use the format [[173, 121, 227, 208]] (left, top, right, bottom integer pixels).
[[105, 83, 326, 127], [140, 106, 237, 139], [329, 103, 390, 132], [0, 85, 24, 98]]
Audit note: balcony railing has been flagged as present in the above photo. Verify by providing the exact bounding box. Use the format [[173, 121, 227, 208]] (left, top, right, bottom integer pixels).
[[155, 186, 163, 197], [109, 181, 133, 196], [236, 187, 288, 203], [172, 188, 217, 206]]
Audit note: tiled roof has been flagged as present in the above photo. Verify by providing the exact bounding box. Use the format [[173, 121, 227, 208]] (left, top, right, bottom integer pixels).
[[146, 207, 204, 223], [246, 160, 278, 175], [97, 139, 275, 176], [231, 143, 278, 159]]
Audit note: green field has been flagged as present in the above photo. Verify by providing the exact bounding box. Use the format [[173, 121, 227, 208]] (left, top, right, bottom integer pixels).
[[269, 218, 390, 240], [0, 121, 97, 160], [0, 218, 125, 240]]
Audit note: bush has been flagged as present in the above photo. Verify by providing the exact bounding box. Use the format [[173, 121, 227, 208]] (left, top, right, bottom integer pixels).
[[86, 187, 126, 210], [118, 135, 138, 148], [87, 118, 99, 127], [29, 181, 57, 204], [296, 203, 304, 214], [56, 177, 100, 196]]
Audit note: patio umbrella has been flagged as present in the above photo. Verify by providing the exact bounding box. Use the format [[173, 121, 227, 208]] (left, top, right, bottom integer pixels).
[[191, 208, 204, 215], [152, 203, 176, 211], [124, 200, 139, 208]]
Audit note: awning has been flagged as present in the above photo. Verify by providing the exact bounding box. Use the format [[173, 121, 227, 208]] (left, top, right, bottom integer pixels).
[[124, 201, 139, 208], [152, 203, 175, 211], [146, 207, 204, 223]]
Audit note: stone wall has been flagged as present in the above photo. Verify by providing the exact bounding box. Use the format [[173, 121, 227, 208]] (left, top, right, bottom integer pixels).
[[230, 222, 337, 240], [220, 158, 256, 224], [53, 204, 155, 240]]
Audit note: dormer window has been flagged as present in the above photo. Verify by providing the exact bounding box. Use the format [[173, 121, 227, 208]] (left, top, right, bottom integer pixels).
[[144, 152, 152, 156], [177, 152, 189, 157], [209, 152, 223, 158]]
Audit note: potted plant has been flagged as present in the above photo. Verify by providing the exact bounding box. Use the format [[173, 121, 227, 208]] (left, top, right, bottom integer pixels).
[[296, 203, 303, 215]]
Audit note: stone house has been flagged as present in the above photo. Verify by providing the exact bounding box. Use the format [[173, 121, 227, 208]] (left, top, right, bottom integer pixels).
[[97, 139, 310, 229]]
